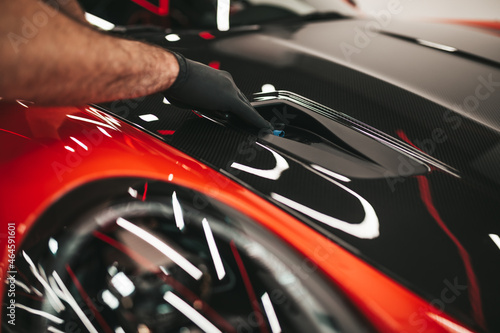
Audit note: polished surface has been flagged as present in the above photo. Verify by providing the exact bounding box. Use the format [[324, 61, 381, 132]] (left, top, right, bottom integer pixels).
[[0, 103, 478, 332], [8, 179, 369, 333], [97, 17, 500, 332]]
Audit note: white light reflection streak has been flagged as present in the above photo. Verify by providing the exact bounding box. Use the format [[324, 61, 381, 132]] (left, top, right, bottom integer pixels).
[[97, 126, 112, 138], [416, 39, 457, 52], [489, 234, 500, 250], [160, 266, 170, 276], [164, 292, 222, 333], [64, 146, 75, 153], [14, 280, 32, 293], [165, 34, 181, 42], [202, 218, 226, 280], [261, 293, 281, 333], [49, 276, 65, 300], [231, 143, 289, 180], [48, 238, 58, 254], [111, 272, 135, 297], [22, 251, 65, 312], [101, 290, 119, 310], [16, 100, 30, 108], [70, 137, 88, 151], [52, 271, 99, 333], [66, 115, 115, 130], [116, 218, 203, 280], [217, 0, 230, 31], [271, 179, 379, 239], [85, 12, 115, 30], [48, 326, 66, 333], [311, 164, 351, 182], [261, 84, 276, 93], [172, 192, 185, 231], [128, 187, 138, 198], [15, 304, 64, 324], [426, 312, 474, 333], [139, 114, 159, 122], [31, 286, 43, 297]]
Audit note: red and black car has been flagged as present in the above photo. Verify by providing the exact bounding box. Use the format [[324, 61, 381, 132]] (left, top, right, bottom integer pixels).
[[2, 1, 500, 332]]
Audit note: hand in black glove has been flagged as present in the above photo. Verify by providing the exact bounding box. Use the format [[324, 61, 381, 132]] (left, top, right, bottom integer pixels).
[[164, 52, 273, 131]]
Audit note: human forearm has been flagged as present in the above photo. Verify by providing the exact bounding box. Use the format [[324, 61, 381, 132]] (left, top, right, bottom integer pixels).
[[0, 0, 178, 105]]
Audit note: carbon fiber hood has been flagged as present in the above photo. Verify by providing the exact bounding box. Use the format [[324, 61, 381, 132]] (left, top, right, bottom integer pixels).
[[103, 18, 500, 332]]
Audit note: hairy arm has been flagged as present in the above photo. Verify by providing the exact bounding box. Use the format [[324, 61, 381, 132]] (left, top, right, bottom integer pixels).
[[0, 0, 178, 105]]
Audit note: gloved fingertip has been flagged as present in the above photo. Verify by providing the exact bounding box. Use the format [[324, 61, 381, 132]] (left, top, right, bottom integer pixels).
[[273, 130, 285, 137]]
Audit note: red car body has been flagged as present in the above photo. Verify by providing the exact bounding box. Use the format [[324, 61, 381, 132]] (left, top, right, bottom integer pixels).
[[0, 102, 476, 332]]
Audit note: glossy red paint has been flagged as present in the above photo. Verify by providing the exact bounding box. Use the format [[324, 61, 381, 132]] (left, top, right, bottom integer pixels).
[[199, 31, 216, 40], [0, 103, 476, 333], [435, 19, 500, 31], [157, 129, 176, 135], [209, 61, 221, 70], [397, 129, 484, 329], [129, 0, 169, 16]]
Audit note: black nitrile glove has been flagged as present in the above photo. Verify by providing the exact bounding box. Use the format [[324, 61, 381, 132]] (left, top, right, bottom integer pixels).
[[164, 52, 273, 131]]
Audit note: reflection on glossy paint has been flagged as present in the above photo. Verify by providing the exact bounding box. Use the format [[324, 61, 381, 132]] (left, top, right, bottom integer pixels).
[[216, 0, 230, 31], [15, 303, 64, 324], [426, 312, 474, 333], [70, 137, 88, 151], [111, 272, 135, 297], [164, 292, 222, 333], [416, 39, 457, 52], [165, 34, 181, 42], [271, 178, 379, 239], [52, 271, 99, 333], [14, 279, 31, 293], [128, 187, 138, 198], [231, 143, 289, 180], [311, 164, 351, 182], [85, 12, 115, 30], [202, 218, 226, 280], [22, 251, 65, 312], [139, 114, 159, 122], [159, 266, 170, 276], [64, 146, 75, 153], [489, 234, 500, 250], [172, 191, 185, 231], [101, 290, 120, 310], [116, 217, 203, 280], [67, 114, 115, 130], [261, 292, 282, 333], [15, 99, 33, 108], [48, 326, 65, 333], [97, 126, 112, 138], [48, 238, 58, 255], [86, 107, 121, 128], [261, 84, 276, 93]]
